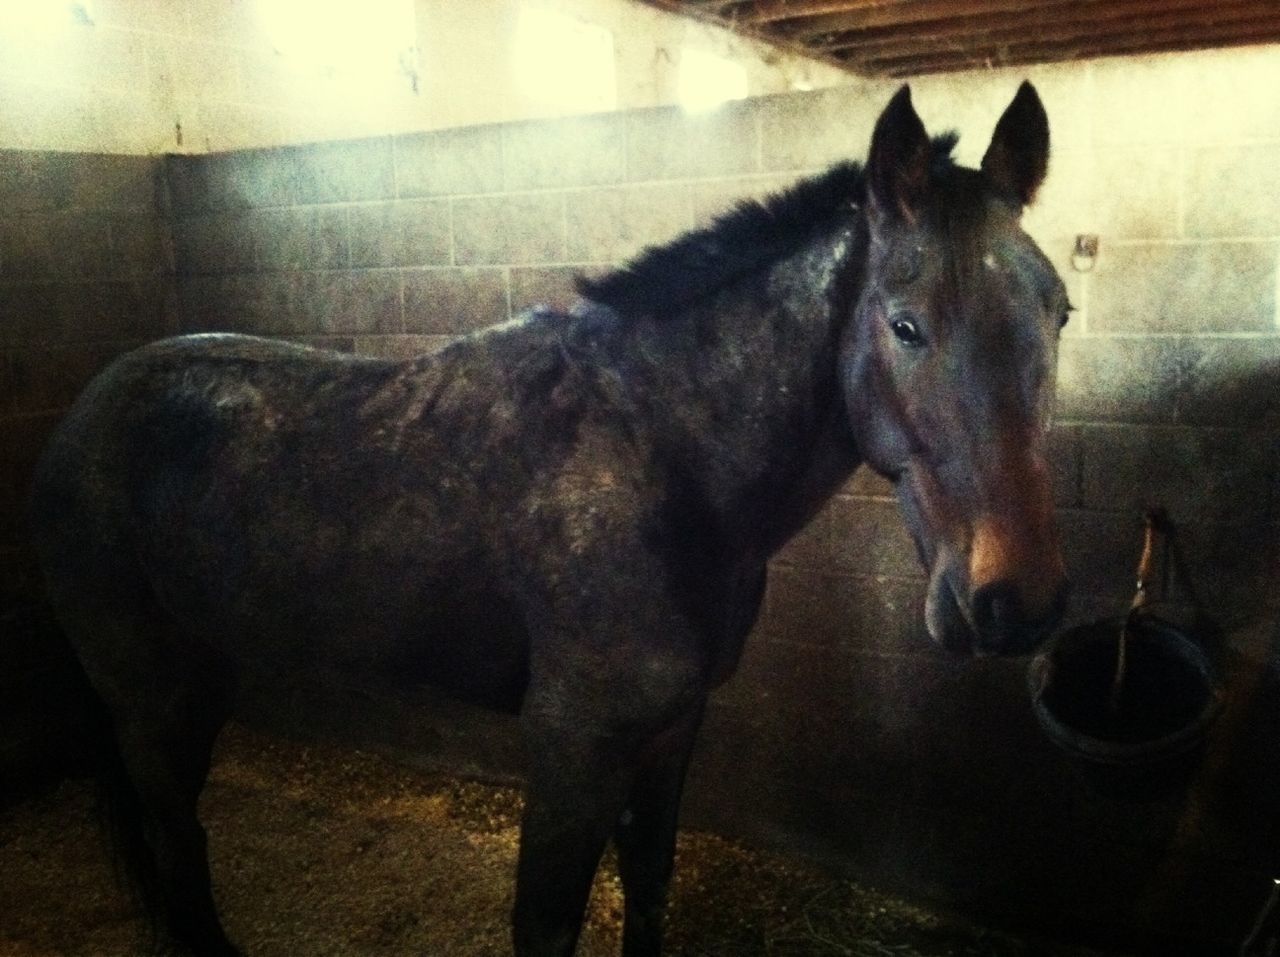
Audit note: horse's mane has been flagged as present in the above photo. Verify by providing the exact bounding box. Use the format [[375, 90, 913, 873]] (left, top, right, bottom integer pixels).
[[575, 134, 961, 318]]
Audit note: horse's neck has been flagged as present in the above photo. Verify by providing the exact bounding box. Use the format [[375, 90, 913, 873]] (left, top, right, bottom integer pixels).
[[630, 224, 864, 555]]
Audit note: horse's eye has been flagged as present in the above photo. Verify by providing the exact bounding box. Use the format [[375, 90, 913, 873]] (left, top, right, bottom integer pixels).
[[890, 317, 925, 347]]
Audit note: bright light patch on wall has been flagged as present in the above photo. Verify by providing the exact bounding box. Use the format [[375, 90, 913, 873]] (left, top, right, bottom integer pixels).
[[0, 0, 92, 29], [513, 7, 616, 114], [678, 48, 748, 113], [256, 0, 415, 74]]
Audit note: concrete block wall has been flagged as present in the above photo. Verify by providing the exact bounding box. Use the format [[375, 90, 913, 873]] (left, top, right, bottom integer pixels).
[[0, 149, 174, 602], [0, 148, 174, 797]]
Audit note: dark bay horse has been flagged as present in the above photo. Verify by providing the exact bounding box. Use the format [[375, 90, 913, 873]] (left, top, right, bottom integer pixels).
[[30, 82, 1069, 957]]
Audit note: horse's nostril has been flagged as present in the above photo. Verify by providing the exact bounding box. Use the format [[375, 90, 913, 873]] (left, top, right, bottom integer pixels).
[[971, 579, 1069, 655], [972, 581, 1022, 634]]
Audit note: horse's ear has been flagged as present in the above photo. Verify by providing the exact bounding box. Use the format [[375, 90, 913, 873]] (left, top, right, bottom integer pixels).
[[867, 84, 931, 225], [981, 81, 1050, 207]]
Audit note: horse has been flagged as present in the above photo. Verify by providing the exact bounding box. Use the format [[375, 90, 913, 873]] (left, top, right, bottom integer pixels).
[[29, 82, 1069, 957]]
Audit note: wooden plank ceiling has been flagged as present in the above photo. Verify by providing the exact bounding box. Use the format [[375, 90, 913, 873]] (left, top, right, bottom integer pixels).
[[640, 0, 1280, 76]]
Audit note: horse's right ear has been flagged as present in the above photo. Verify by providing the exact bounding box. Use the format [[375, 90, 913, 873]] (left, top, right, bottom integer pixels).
[[867, 84, 931, 225], [981, 81, 1050, 207]]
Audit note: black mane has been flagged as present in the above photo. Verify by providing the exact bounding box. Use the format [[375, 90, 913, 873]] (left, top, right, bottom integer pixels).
[[575, 134, 961, 318]]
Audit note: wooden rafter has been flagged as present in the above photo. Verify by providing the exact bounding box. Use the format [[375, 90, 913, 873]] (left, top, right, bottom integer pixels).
[[637, 0, 1280, 77]]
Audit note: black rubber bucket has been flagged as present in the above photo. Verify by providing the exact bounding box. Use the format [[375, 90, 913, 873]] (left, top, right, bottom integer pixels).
[[1028, 613, 1225, 799]]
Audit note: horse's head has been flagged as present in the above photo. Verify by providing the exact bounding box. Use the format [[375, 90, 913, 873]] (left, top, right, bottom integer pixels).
[[842, 82, 1069, 657]]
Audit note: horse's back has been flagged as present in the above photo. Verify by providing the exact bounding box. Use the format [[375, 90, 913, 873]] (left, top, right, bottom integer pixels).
[[31, 332, 540, 707], [32, 333, 400, 552]]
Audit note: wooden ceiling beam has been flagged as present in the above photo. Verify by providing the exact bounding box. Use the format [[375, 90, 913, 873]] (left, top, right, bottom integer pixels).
[[821, 1, 1279, 57], [641, 0, 1280, 80], [851, 18, 1280, 75], [738, 0, 897, 24], [815, 0, 1274, 53], [778, 0, 1081, 39]]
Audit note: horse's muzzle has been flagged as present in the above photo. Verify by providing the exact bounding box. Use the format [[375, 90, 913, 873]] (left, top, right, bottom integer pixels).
[[927, 562, 1069, 658], [969, 578, 1070, 656]]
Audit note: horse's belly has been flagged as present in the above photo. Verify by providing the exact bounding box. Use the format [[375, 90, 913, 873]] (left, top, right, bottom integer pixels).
[[147, 528, 531, 714]]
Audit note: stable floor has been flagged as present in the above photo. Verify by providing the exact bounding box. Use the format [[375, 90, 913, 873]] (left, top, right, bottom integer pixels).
[[1, 724, 1121, 957]]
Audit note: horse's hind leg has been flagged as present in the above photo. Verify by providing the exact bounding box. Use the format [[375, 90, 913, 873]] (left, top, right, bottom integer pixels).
[[114, 678, 238, 956], [68, 603, 240, 957], [612, 702, 705, 957]]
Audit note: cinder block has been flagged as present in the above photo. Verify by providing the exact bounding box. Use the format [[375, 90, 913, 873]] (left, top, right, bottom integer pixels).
[[1176, 518, 1280, 616], [771, 501, 831, 569], [824, 496, 921, 579], [502, 114, 626, 191], [0, 352, 13, 415], [763, 565, 928, 654], [452, 194, 566, 266], [0, 151, 75, 214], [1185, 144, 1280, 238], [564, 185, 691, 264], [1080, 424, 1272, 524], [0, 413, 61, 542], [1056, 336, 1187, 424], [625, 107, 687, 184], [163, 154, 210, 215], [1089, 148, 1180, 239], [303, 271, 401, 336], [1089, 241, 1277, 334], [0, 214, 112, 281], [759, 85, 880, 173], [1178, 45, 1280, 145], [177, 273, 301, 335], [252, 207, 348, 272], [292, 138, 396, 205], [7, 345, 127, 415], [348, 200, 450, 268], [1178, 337, 1280, 427], [171, 212, 256, 276], [1047, 422, 1082, 508], [70, 154, 159, 213], [395, 125, 504, 198], [109, 214, 168, 277], [201, 149, 300, 210], [1058, 507, 1152, 609], [0, 282, 64, 346], [1089, 56, 1187, 147], [509, 266, 582, 315], [626, 101, 760, 182], [402, 268, 508, 335], [78, 278, 174, 342], [0, 217, 53, 280]]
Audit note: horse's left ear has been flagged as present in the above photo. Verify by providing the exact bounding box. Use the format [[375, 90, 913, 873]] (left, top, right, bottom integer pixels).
[[867, 84, 932, 225], [981, 81, 1050, 207]]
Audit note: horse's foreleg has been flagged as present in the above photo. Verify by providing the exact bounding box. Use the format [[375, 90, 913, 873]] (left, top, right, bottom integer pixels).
[[613, 702, 705, 957], [512, 718, 632, 957]]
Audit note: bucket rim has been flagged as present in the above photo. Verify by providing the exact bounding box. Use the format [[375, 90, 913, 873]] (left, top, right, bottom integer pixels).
[[1027, 615, 1225, 765]]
